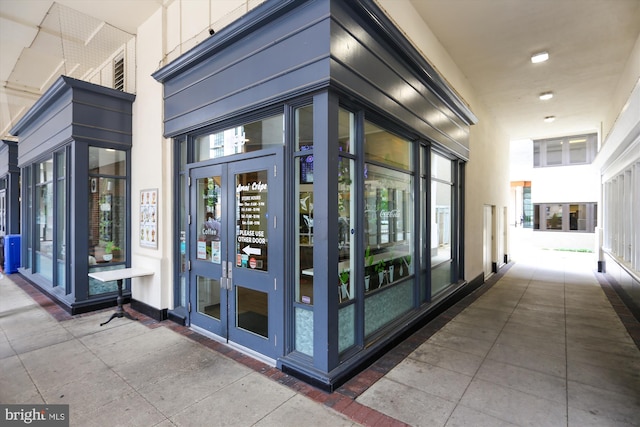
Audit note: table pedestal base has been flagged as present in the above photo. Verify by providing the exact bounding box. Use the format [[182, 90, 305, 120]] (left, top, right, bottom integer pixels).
[[100, 279, 138, 326]]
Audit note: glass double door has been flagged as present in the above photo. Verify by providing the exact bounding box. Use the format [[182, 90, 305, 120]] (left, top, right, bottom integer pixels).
[[189, 156, 282, 359]]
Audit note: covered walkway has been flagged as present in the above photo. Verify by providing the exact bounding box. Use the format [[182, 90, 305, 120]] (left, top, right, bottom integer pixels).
[[1, 246, 639, 426]]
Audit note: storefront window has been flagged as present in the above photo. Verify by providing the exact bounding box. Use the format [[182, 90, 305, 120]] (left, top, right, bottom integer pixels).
[[338, 109, 355, 304], [194, 114, 284, 162], [294, 104, 314, 355], [363, 122, 413, 291], [55, 151, 66, 289], [431, 152, 453, 296], [35, 158, 54, 281], [88, 147, 127, 296]]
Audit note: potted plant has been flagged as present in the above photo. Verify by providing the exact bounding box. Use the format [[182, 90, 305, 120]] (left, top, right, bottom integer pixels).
[[339, 270, 350, 301], [364, 246, 374, 291], [102, 241, 120, 262], [375, 259, 386, 287], [401, 255, 412, 276]]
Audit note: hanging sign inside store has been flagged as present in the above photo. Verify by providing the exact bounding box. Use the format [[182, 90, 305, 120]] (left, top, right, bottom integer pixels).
[[236, 175, 268, 271]]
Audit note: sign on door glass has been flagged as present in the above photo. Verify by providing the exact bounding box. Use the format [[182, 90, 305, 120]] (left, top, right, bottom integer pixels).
[[197, 176, 222, 263], [236, 170, 268, 271]]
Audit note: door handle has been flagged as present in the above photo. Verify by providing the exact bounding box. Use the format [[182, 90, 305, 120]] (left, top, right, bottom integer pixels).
[[220, 261, 232, 290], [221, 260, 227, 289]]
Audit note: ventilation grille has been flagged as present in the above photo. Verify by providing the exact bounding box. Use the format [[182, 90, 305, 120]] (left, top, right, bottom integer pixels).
[[114, 56, 125, 91]]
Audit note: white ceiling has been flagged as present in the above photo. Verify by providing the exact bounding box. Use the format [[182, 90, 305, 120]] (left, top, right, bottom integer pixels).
[[1, 0, 639, 143]]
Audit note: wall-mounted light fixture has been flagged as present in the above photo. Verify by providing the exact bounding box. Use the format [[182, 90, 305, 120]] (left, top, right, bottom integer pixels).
[[544, 116, 556, 123], [531, 51, 549, 63]]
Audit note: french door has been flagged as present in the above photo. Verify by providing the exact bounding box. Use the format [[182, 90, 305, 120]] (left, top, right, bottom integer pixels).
[[188, 155, 282, 359]]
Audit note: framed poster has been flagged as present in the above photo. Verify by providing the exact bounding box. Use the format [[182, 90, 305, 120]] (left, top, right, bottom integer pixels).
[[140, 188, 158, 249]]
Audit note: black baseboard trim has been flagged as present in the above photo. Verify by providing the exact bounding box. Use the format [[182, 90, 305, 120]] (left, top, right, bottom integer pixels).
[[131, 299, 168, 322], [168, 307, 188, 326]]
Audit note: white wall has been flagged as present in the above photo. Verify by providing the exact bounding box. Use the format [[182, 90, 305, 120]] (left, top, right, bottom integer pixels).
[[603, 33, 640, 143], [531, 164, 599, 204], [376, 0, 511, 281]]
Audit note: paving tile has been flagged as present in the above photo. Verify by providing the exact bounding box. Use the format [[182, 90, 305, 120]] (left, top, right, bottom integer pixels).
[[447, 307, 511, 331], [410, 342, 485, 376], [18, 339, 106, 393], [567, 358, 640, 396], [169, 372, 295, 426], [445, 404, 519, 427], [567, 345, 640, 373], [565, 321, 634, 345], [0, 354, 45, 404], [0, 332, 15, 359], [73, 390, 167, 427], [501, 320, 566, 344], [568, 380, 640, 426], [436, 320, 502, 343], [88, 325, 187, 367], [428, 329, 496, 358], [460, 378, 567, 427], [39, 365, 135, 418], [567, 333, 640, 359], [495, 330, 566, 359], [386, 357, 473, 401], [136, 352, 253, 416], [475, 359, 566, 403], [487, 342, 566, 378], [568, 405, 637, 427], [357, 377, 456, 427], [7, 326, 75, 354], [254, 394, 357, 426], [78, 320, 155, 350]]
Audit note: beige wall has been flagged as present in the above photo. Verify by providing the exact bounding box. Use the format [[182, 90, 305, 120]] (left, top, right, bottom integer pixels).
[[376, 0, 511, 280]]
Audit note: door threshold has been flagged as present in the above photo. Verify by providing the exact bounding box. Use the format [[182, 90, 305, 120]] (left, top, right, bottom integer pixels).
[[190, 324, 277, 367]]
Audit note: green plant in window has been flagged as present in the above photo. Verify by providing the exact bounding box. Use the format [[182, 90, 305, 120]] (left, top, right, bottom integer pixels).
[[339, 270, 350, 284], [102, 240, 121, 254], [365, 246, 374, 267], [374, 259, 386, 274]]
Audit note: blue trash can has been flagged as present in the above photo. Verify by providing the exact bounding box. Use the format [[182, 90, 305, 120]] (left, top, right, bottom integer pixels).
[[4, 234, 21, 274]]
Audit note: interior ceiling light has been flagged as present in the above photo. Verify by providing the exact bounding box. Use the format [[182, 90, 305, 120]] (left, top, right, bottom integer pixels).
[[544, 116, 556, 123], [539, 92, 554, 101], [531, 51, 549, 63]]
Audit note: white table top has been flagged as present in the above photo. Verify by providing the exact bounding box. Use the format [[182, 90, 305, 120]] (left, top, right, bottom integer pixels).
[[88, 267, 154, 282]]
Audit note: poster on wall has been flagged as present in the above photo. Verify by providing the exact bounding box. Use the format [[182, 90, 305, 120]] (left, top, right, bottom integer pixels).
[[140, 188, 158, 249]]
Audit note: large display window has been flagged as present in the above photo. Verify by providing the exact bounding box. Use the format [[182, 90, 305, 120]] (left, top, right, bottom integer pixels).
[[88, 147, 127, 296]]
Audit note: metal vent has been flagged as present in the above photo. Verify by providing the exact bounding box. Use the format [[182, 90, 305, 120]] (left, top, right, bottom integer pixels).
[[114, 56, 125, 91]]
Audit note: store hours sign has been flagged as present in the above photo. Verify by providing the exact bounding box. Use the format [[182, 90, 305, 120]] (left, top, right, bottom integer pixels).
[[236, 172, 268, 271]]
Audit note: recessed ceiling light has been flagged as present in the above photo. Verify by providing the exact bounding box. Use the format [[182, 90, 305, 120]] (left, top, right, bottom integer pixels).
[[531, 51, 549, 63], [544, 116, 556, 123], [539, 92, 553, 101]]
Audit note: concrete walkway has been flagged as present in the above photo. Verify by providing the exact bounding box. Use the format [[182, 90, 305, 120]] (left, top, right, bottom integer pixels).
[[2, 247, 639, 426]]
